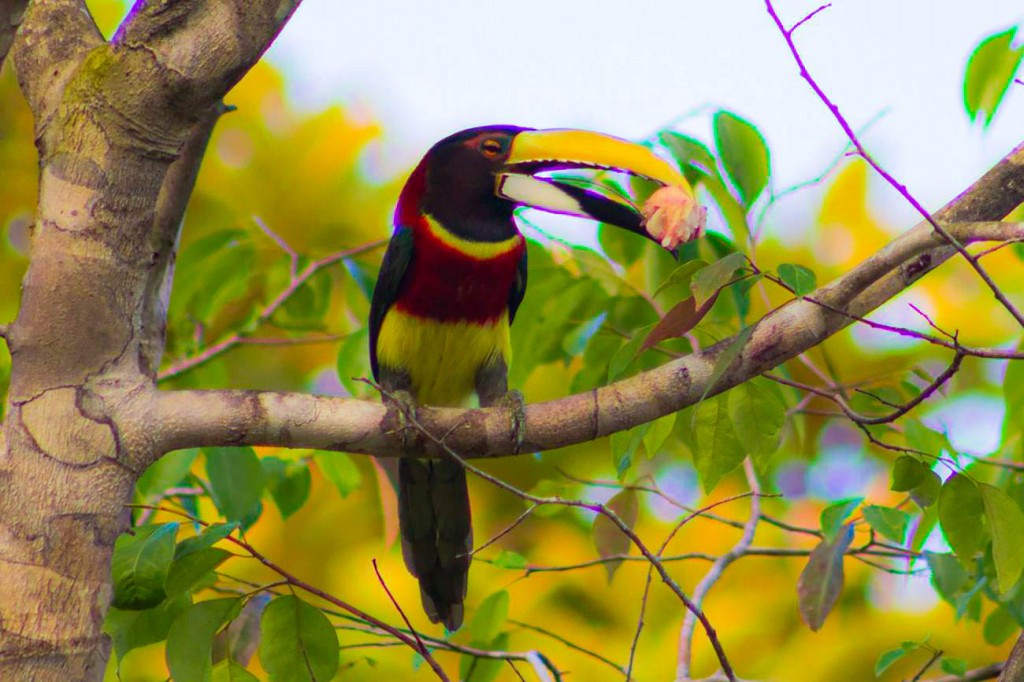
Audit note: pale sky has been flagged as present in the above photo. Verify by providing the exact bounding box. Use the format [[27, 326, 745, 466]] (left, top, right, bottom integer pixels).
[[267, 0, 1023, 229]]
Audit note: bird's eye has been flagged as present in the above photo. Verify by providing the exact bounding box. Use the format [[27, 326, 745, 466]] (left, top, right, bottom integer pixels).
[[480, 138, 504, 157]]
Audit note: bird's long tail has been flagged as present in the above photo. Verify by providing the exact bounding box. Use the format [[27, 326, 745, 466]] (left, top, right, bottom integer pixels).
[[397, 457, 472, 630]]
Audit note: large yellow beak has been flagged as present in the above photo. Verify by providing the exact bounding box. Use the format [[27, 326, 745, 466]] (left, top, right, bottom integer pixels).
[[495, 128, 695, 248], [504, 128, 691, 190]]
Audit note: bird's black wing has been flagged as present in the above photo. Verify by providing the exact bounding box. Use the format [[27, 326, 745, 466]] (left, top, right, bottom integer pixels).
[[507, 246, 528, 325], [368, 225, 415, 381]]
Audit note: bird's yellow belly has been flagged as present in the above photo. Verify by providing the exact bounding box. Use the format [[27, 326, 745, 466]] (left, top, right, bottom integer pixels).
[[376, 308, 511, 407]]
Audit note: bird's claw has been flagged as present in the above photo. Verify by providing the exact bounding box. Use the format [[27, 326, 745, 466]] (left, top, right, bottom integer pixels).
[[384, 389, 418, 447], [498, 389, 527, 454]]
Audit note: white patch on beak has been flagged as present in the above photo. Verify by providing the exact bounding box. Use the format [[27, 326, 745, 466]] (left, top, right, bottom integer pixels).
[[495, 173, 588, 219]]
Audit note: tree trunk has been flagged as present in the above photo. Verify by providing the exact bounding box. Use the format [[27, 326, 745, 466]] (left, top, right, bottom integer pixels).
[[0, 2, 299, 678]]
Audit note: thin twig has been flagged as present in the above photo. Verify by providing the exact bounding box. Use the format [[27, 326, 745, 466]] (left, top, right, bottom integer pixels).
[[766, 0, 1024, 329], [158, 238, 384, 380], [468, 504, 539, 557], [509, 619, 627, 677], [909, 647, 942, 682], [676, 462, 761, 680], [628, 490, 760, 681], [372, 559, 429, 659]]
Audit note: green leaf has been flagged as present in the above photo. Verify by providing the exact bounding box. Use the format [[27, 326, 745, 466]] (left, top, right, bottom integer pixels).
[[471, 590, 510, 644], [874, 647, 908, 677], [925, 551, 968, 602], [176, 522, 239, 559], [653, 259, 708, 297], [314, 452, 362, 498], [136, 449, 198, 500], [111, 523, 179, 610], [984, 606, 1019, 645], [691, 252, 746, 308], [461, 633, 509, 682], [607, 326, 651, 382], [692, 393, 746, 493], [212, 660, 261, 682], [105, 593, 191, 661], [727, 379, 786, 472], [261, 457, 312, 519], [798, 524, 854, 631], [980, 483, 1024, 593], [659, 132, 717, 175], [259, 595, 339, 682], [938, 474, 985, 565], [276, 267, 331, 329], [166, 598, 242, 682], [701, 326, 755, 404], [166, 548, 232, 596], [214, 594, 270, 667], [592, 489, 639, 582], [903, 419, 952, 457], [713, 110, 771, 207], [776, 263, 817, 296], [820, 498, 863, 543], [205, 447, 265, 524], [964, 28, 1023, 126], [610, 422, 649, 480], [1004, 349, 1024, 439], [642, 412, 677, 458], [336, 326, 371, 398], [492, 550, 528, 570], [599, 220, 647, 267], [862, 505, 910, 544], [911, 470, 942, 508], [890, 456, 926, 491], [940, 657, 968, 676]]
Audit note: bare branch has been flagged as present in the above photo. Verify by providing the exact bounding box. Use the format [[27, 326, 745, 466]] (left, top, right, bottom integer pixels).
[[1000, 630, 1024, 681], [676, 462, 762, 680], [371, 559, 431, 666], [141, 194, 1024, 462]]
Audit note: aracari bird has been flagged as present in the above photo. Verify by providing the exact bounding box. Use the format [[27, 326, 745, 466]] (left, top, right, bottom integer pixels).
[[369, 125, 695, 629]]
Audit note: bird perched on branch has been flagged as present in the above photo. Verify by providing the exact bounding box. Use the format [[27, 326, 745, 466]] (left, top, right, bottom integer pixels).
[[369, 125, 703, 630]]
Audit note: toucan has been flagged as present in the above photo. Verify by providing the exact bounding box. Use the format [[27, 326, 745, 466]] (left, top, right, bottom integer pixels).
[[369, 125, 696, 630]]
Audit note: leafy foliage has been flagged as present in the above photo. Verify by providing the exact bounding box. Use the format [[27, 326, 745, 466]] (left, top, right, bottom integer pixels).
[[0, 24, 1019, 679], [963, 27, 1023, 126]]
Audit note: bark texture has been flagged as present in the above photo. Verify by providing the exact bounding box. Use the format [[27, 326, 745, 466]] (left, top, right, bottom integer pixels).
[[0, 2, 300, 679]]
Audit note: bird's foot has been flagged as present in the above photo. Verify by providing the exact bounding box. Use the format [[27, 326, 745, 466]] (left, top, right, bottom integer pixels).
[[384, 389, 419, 447], [497, 389, 527, 454]]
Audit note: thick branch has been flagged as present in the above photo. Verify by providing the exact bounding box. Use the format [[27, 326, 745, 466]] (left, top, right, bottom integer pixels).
[[1000, 631, 1024, 682], [140, 141, 1024, 461], [10, 0, 102, 122], [113, 0, 302, 116]]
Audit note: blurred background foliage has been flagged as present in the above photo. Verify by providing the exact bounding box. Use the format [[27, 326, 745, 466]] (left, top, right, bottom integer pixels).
[[1, 2, 1023, 681]]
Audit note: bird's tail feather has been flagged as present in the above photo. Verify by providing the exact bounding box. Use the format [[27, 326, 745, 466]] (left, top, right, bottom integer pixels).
[[397, 457, 472, 631]]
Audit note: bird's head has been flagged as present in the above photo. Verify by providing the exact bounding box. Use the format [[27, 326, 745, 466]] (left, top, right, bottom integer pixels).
[[398, 125, 702, 247]]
